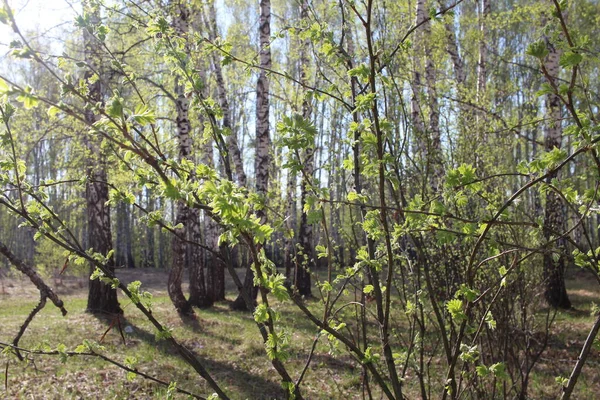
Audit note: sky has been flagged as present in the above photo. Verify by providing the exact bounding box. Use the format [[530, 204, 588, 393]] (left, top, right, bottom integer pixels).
[[0, 0, 233, 58], [0, 0, 78, 72], [1, 0, 77, 44]]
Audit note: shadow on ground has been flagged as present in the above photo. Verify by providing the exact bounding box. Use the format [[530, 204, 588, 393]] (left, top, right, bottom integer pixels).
[[91, 313, 285, 399]]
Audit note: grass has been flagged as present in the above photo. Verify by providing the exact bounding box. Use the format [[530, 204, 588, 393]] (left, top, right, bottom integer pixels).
[[1, 268, 599, 399]]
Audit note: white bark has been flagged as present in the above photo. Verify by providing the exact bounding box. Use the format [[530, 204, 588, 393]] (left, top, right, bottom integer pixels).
[[168, 1, 193, 314], [204, 1, 247, 187], [438, 0, 465, 85], [477, 0, 490, 100], [542, 37, 571, 309], [296, 0, 314, 297], [411, 0, 427, 146], [255, 0, 272, 222], [412, 0, 443, 191]]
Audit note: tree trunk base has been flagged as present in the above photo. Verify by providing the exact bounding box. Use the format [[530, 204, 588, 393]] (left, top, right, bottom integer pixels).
[[189, 296, 214, 309], [544, 253, 572, 310], [87, 279, 122, 315], [230, 295, 256, 311], [175, 302, 195, 316], [545, 289, 572, 310]]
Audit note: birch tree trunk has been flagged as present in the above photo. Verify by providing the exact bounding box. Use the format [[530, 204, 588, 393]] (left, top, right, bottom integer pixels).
[[188, 205, 213, 307], [477, 0, 490, 101], [254, 0, 271, 224], [83, 1, 121, 315], [411, 0, 427, 161], [115, 202, 135, 268], [283, 170, 296, 282], [542, 38, 571, 309], [438, 0, 465, 86], [201, 1, 234, 300], [231, 0, 271, 311], [115, 201, 125, 267], [423, 7, 443, 192], [125, 204, 134, 268], [438, 0, 468, 145], [295, 0, 313, 297], [411, 0, 444, 192], [197, 90, 224, 301], [145, 188, 155, 268], [204, 0, 247, 187], [187, 24, 218, 306], [167, 1, 194, 315], [476, 0, 490, 150]]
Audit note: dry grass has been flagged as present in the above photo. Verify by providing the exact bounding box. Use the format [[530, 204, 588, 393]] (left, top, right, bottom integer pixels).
[[0, 268, 599, 399]]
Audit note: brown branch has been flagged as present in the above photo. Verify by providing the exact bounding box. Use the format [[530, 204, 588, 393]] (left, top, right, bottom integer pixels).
[[560, 314, 600, 400], [0, 240, 67, 316], [12, 294, 47, 361], [0, 341, 205, 399]]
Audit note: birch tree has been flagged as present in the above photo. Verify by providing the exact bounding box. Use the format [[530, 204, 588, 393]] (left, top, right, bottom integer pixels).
[[231, 0, 272, 311], [542, 36, 571, 309], [167, 0, 194, 314], [294, 0, 314, 297], [83, 0, 121, 315]]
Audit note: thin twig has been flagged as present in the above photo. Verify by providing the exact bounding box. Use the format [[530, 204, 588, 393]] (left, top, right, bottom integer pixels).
[[0, 342, 205, 399]]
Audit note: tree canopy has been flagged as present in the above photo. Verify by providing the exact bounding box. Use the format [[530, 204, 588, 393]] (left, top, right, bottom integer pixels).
[[2, 0, 600, 398]]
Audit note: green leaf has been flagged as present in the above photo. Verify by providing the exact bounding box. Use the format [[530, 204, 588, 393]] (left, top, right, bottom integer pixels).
[[1, 102, 15, 123], [155, 327, 173, 341], [456, 284, 479, 302], [163, 181, 180, 200], [269, 273, 290, 302], [536, 82, 555, 97], [0, 77, 8, 94], [347, 63, 370, 82], [320, 281, 333, 292], [405, 300, 416, 315], [90, 267, 105, 281], [47, 105, 61, 119], [526, 41, 549, 59], [354, 93, 376, 113], [165, 382, 177, 400], [485, 311, 496, 330], [446, 299, 465, 321], [490, 362, 508, 380], [56, 343, 68, 363], [0, 7, 9, 25], [459, 343, 479, 363], [476, 365, 490, 377], [555, 376, 569, 387], [96, 25, 110, 42], [74, 344, 88, 354], [16, 86, 38, 109], [499, 265, 508, 287], [130, 104, 156, 126], [106, 92, 124, 118], [11, 47, 35, 59], [559, 51, 583, 68], [253, 303, 269, 323], [362, 346, 380, 364], [265, 331, 290, 362]]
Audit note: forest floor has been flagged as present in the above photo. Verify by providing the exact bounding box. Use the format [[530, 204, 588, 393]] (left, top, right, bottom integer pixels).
[[1, 267, 600, 399]]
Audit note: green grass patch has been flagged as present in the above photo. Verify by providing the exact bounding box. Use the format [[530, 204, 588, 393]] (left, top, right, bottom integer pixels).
[[1, 270, 599, 399]]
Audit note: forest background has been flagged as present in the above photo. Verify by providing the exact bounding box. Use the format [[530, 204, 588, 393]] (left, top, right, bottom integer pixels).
[[1, 0, 600, 398]]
